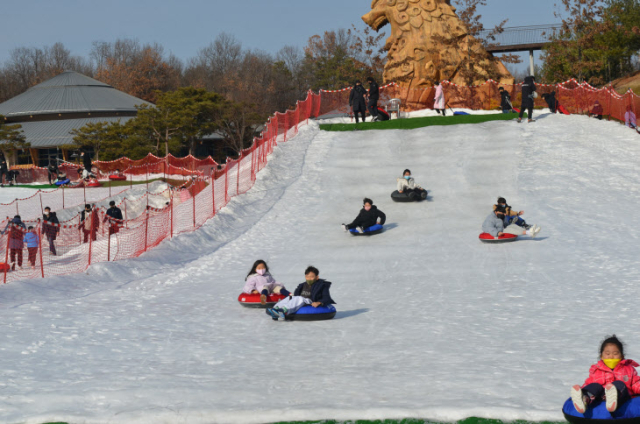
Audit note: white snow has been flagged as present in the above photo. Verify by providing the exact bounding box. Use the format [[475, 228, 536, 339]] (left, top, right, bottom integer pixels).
[[1, 111, 640, 424]]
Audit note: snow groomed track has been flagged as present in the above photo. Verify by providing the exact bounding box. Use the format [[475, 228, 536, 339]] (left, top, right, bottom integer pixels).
[[2, 111, 640, 424]]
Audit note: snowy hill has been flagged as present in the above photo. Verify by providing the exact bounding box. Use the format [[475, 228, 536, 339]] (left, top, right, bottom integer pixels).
[[1, 112, 640, 424]]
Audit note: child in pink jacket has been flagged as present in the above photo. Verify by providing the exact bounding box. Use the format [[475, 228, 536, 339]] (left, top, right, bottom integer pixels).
[[242, 260, 290, 305], [571, 335, 640, 413]]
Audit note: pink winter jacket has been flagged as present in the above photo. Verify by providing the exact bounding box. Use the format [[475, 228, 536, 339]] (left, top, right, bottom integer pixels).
[[582, 359, 640, 395], [242, 272, 285, 294]]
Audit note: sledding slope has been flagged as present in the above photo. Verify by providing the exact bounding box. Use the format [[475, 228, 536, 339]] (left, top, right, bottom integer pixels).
[[2, 112, 640, 424]]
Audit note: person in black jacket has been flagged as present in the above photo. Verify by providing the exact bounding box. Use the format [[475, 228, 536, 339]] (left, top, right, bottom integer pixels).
[[518, 76, 536, 123], [42, 207, 60, 255], [104, 200, 124, 235], [541, 91, 558, 113], [349, 80, 368, 123], [498, 87, 513, 113], [47, 159, 59, 185], [366, 76, 380, 121], [0, 157, 7, 187], [266, 265, 335, 320], [80, 151, 94, 179], [342, 197, 386, 233]]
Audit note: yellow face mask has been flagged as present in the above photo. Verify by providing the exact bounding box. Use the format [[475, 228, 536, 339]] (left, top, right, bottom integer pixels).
[[603, 358, 622, 369]]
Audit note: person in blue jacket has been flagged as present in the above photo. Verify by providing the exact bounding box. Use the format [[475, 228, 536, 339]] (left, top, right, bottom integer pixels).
[[23, 226, 40, 269], [266, 266, 335, 320]]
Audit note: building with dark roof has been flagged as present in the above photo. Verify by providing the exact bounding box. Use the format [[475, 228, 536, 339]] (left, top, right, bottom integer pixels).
[[0, 71, 151, 167]]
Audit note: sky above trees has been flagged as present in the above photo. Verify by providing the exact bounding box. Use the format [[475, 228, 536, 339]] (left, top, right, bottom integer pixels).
[[1, 0, 559, 71]]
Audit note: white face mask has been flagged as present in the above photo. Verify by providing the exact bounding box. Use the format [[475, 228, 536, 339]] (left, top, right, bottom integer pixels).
[[257, 268, 266, 276]]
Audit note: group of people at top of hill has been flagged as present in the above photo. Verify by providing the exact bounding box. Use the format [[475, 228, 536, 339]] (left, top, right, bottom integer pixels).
[[483, 197, 542, 238], [349, 77, 380, 123], [242, 260, 335, 321]]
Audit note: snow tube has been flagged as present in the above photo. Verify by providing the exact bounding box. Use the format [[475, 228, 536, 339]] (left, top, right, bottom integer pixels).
[[54, 179, 70, 186], [376, 107, 390, 121], [287, 305, 337, 321], [0, 263, 10, 272], [513, 108, 521, 113], [563, 397, 640, 424], [238, 293, 286, 308], [390, 190, 427, 202], [109, 174, 126, 181], [558, 105, 571, 115], [454, 111, 470, 116], [479, 232, 518, 243], [349, 224, 383, 236], [87, 181, 102, 187]]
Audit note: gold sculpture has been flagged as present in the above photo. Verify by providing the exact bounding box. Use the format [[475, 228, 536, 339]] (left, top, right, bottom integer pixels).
[[362, 0, 513, 89]]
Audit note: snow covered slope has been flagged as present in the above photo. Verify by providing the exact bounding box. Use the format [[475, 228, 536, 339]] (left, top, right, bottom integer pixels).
[[2, 113, 640, 424]]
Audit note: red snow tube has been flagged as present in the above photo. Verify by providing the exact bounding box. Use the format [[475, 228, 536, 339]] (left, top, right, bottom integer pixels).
[[87, 181, 102, 187], [558, 105, 571, 115], [0, 263, 10, 272], [238, 293, 286, 308], [109, 175, 126, 181], [377, 107, 390, 121], [479, 233, 518, 243]]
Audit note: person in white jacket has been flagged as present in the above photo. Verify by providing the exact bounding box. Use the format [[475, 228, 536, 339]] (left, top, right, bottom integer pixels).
[[243, 260, 290, 305], [397, 169, 427, 200]]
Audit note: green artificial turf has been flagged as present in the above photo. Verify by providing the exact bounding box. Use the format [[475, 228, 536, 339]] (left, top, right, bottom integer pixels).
[[7, 178, 173, 190], [319, 112, 518, 132]]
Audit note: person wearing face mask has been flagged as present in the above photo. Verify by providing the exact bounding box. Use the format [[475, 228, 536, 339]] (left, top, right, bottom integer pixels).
[[266, 266, 335, 320], [349, 80, 368, 123], [482, 205, 539, 238], [492, 197, 534, 230], [397, 169, 427, 200], [79, 204, 100, 243], [42, 206, 60, 255], [242, 259, 290, 305], [570, 335, 640, 414], [342, 197, 386, 233]]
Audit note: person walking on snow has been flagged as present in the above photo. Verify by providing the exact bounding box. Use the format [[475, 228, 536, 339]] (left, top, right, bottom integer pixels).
[[266, 266, 335, 321], [517, 75, 537, 123], [483, 205, 540, 238], [42, 207, 60, 255], [625, 106, 637, 129], [342, 198, 386, 233], [367, 76, 380, 121], [397, 169, 427, 200], [498, 87, 513, 113], [349, 80, 368, 124], [2, 215, 26, 270], [79, 204, 99, 243], [571, 335, 640, 414], [434, 81, 446, 115], [23, 226, 40, 269], [104, 200, 123, 236], [243, 259, 291, 305]]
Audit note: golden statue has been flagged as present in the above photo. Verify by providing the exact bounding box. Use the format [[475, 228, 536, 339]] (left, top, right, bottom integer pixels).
[[362, 0, 513, 89]]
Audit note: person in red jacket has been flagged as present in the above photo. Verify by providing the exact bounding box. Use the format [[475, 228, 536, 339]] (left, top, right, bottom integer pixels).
[[571, 335, 640, 413]]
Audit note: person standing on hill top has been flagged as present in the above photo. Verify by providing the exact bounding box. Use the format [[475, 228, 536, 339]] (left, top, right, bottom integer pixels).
[[42, 207, 60, 256], [80, 150, 94, 179], [498, 87, 513, 113], [47, 159, 59, 185], [517, 75, 537, 123], [349, 80, 368, 124], [366, 77, 380, 122], [434, 81, 446, 115]]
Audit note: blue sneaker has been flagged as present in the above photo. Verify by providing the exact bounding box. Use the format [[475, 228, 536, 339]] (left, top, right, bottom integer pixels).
[[266, 308, 286, 321]]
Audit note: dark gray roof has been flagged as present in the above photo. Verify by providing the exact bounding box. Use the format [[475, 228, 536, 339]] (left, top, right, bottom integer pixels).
[[0, 71, 151, 119], [10, 117, 134, 148]]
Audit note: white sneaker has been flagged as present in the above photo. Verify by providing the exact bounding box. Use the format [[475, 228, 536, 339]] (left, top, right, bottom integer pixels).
[[356, 226, 364, 234], [341, 224, 348, 232], [605, 383, 618, 412], [571, 385, 589, 413], [533, 225, 541, 237]]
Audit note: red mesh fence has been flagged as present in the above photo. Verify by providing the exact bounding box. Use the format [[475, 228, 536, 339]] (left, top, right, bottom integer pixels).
[[3, 80, 637, 283]]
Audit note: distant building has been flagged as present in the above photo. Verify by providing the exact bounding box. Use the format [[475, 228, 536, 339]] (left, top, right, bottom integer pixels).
[[0, 71, 151, 167]]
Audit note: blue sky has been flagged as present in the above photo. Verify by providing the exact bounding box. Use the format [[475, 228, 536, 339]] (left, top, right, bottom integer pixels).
[[0, 0, 562, 71]]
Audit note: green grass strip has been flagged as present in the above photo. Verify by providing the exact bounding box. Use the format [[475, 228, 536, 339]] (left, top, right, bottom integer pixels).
[[319, 112, 519, 132], [7, 178, 175, 190]]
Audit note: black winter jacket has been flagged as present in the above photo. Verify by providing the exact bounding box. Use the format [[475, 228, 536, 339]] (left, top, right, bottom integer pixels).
[[42, 212, 60, 239], [293, 279, 336, 305], [349, 85, 368, 112], [368, 80, 379, 101], [521, 76, 536, 105], [105, 206, 123, 221], [500, 90, 512, 110], [349, 205, 386, 228], [542, 92, 557, 113], [82, 153, 92, 171]]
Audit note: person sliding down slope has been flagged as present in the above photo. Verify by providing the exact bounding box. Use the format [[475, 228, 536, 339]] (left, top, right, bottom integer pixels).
[[483, 205, 540, 238], [242, 259, 290, 305], [266, 266, 335, 321], [342, 198, 386, 233], [492, 197, 533, 230], [397, 169, 427, 200]]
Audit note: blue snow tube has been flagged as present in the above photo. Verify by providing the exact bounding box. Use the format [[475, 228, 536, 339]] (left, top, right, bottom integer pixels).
[[287, 305, 337, 321], [453, 111, 470, 116], [54, 179, 70, 186], [349, 224, 383, 236], [563, 397, 640, 424]]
